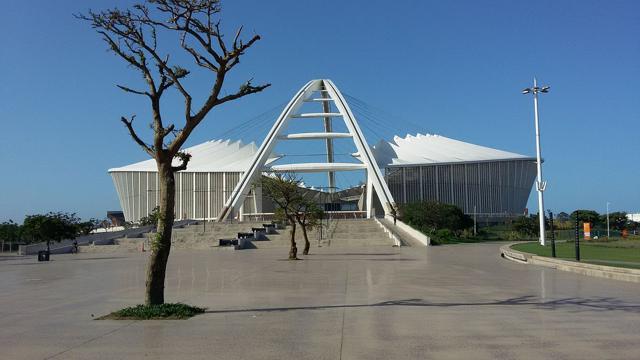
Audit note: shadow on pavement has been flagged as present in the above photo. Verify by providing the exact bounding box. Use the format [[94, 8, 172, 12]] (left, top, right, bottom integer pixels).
[[204, 296, 640, 315]]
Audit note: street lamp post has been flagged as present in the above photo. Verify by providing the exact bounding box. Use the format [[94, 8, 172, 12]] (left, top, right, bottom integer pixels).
[[548, 210, 556, 258], [522, 78, 550, 246], [194, 189, 209, 233]]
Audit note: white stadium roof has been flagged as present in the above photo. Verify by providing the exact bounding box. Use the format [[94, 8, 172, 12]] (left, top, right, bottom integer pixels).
[[110, 134, 534, 173], [108, 139, 263, 172], [371, 133, 534, 166]]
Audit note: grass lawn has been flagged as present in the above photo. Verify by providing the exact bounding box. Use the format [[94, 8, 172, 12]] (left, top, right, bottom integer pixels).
[[512, 240, 640, 269]]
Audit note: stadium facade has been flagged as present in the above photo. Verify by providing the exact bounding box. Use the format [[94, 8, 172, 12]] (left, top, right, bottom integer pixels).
[[374, 134, 537, 217], [109, 79, 536, 223]]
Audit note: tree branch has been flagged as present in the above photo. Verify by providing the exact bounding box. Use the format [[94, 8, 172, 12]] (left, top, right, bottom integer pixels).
[[120, 116, 153, 156], [215, 80, 271, 106], [117, 84, 151, 97], [79, 1, 269, 163]]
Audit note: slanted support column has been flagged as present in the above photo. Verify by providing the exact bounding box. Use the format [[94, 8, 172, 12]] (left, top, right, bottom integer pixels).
[[219, 79, 396, 221], [366, 172, 374, 218]]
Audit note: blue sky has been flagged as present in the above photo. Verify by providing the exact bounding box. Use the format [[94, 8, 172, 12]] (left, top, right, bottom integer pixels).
[[1, 0, 638, 222]]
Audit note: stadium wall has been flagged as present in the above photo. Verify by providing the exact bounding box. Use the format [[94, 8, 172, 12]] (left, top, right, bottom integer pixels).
[[384, 159, 537, 217], [110, 171, 260, 222]]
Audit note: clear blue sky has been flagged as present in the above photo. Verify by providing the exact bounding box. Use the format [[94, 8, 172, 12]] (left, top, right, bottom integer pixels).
[[1, 0, 638, 222]]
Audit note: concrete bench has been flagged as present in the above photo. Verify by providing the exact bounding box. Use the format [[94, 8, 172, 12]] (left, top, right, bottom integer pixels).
[[219, 239, 238, 247], [252, 227, 267, 240], [262, 224, 277, 234], [236, 237, 252, 250], [237, 232, 254, 240]]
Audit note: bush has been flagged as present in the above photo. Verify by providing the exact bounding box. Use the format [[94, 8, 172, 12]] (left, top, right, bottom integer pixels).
[[139, 206, 160, 226], [428, 229, 456, 245], [400, 201, 473, 236], [400, 201, 473, 245], [98, 303, 205, 320], [512, 216, 538, 236]]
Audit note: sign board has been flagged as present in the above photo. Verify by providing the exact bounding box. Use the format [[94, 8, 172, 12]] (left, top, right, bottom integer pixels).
[[583, 222, 591, 240]]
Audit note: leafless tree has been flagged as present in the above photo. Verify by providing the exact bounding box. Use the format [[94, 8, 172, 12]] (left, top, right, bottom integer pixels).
[[78, 0, 269, 305]]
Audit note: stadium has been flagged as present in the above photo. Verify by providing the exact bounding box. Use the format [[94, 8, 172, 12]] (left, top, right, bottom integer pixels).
[[109, 79, 537, 223]]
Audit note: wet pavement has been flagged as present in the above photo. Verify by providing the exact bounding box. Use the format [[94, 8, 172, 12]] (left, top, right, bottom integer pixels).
[[1, 243, 639, 359]]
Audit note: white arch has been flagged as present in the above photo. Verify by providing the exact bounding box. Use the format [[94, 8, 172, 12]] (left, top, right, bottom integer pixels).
[[217, 79, 395, 221]]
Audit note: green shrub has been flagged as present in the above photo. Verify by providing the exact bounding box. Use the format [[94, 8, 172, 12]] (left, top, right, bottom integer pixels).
[[512, 216, 538, 236], [139, 206, 161, 226], [98, 303, 205, 320], [505, 231, 522, 241], [427, 229, 456, 245], [400, 201, 473, 236]]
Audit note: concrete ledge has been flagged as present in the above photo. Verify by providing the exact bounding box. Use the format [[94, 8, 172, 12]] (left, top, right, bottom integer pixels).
[[383, 216, 430, 246], [373, 218, 401, 246], [499, 245, 531, 263], [500, 244, 640, 283]]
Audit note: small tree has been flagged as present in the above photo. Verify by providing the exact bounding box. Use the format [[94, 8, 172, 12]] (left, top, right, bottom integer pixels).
[[262, 174, 305, 259], [294, 199, 323, 255], [21, 213, 79, 253], [570, 210, 600, 226], [76, 218, 100, 236], [0, 220, 21, 251], [605, 212, 629, 231], [79, 0, 269, 305]]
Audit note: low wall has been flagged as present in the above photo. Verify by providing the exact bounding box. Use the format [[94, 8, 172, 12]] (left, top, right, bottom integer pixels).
[[18, 220, 200, 256], [18, 227, 151, 255], [384, 216, 430, 246], [373, 218, 401, 246], [500, 244, 640, 283]]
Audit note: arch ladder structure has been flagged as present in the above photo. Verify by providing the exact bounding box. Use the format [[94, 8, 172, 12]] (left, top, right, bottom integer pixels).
[[217, 79, 395, 221]]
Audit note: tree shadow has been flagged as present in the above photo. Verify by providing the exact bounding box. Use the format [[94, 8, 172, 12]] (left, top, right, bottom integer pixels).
[[304, 258, 418, 262], [311, 253, 400, 256], [0, 255, 28, 262], [204, 296, 640, 315], [71, 256, 130, 261]]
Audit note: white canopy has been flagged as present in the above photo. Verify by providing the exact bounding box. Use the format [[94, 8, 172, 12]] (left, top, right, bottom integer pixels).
[[108, 139, 263, 173], [110, 134, 534, 173], [371, 133, 534, 166]]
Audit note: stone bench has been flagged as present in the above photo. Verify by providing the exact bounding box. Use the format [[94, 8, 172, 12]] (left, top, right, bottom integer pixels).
[[252, 227, 267, 240], [262, 224, 277, 234], [219, 239, 239, 247], [237, 232, 254, 240]]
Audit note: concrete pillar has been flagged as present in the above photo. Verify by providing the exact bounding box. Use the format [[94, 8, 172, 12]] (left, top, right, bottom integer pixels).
[[366, 172, 374, 218]]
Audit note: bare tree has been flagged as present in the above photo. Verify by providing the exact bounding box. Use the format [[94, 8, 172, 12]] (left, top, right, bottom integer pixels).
[[78, 0, 269, 305]]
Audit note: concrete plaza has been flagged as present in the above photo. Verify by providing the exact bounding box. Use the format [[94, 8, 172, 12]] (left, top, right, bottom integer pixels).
[[1, 244, 639, 359]]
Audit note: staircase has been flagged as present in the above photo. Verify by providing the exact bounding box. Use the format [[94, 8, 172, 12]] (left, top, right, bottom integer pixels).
[[320, 219, 395, 247], [79, 218, 397, 253]]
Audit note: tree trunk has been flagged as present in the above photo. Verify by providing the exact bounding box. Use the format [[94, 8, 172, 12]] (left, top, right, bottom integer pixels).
[[288, 218, 298, 260], [145, 162, 176, 305], [301, 222, 310, 255]]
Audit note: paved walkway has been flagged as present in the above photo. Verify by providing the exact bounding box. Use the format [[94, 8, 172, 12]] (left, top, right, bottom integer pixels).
[[1, 244, 639, 359]]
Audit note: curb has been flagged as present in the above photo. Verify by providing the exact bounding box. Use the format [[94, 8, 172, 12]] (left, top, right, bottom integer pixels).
[[500, 243, 640, 283]]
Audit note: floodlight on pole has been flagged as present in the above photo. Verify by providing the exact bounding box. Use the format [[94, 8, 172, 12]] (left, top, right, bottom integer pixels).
[[522, 78, 550, 246]]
